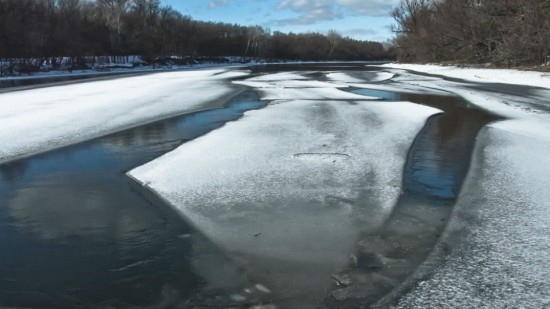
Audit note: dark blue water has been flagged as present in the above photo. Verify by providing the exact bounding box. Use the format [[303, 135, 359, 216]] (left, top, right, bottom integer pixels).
[[0, 91, 265, 308], [353, 88, 497, 206]]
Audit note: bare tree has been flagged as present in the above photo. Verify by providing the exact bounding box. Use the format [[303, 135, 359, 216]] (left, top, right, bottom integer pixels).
[[327, 29, 341, 59]]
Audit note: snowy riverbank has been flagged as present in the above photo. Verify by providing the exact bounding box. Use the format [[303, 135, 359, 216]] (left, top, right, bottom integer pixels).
[[0, 68, 247, 164], [372, 64, 550, 308]]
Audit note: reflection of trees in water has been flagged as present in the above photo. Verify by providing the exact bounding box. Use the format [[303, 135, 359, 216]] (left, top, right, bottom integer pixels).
[[401, 93, 497, 200], [143, 122, 168, 141], [0, 160, 29, 183], [104, 121, 169, 153]]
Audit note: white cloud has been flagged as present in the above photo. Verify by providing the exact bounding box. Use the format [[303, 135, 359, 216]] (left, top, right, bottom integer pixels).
[[274, 0, 399, 25], [336, 0, 400, 16], [275, 0, 340, 25], [342, 28, 378, 36], [208, 0, 229, 9]]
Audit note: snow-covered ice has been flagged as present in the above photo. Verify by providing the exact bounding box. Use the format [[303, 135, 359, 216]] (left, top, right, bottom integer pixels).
[[129, 93, 440, 302], [379, 63, 550, 118], [0, 69, 240, 163], [7, 62, 548, 305], [383, 63, 550, 88], [387, 122, 550, 308], [366, 64, 550, 308]]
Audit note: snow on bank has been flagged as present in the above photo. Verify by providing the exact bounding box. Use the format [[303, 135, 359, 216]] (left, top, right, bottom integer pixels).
[[0, 63, 240, 82], [361, 64, 550, 308], [129, 97, 440, 302], [383, 63, 550, 89], [0, 69, 240, 163], [378, 64, 550, 119], [389, 122, 550, 308]]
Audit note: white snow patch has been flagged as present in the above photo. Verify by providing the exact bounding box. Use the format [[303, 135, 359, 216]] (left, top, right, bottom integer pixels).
[[0, 69, 242, 163], [382, 63, 550, 89], [372, 72, 396, 82], [490, 118, 550, 142], [376, 65, 549, 119]]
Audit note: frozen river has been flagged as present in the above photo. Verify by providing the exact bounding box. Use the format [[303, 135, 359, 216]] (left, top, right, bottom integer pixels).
[[0, 64, 541, 308]]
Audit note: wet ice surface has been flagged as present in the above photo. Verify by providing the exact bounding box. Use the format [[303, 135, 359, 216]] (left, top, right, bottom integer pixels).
[[388, 124, 550, 308], [129, 87, 439, 306], [0, 69, 238, 164]]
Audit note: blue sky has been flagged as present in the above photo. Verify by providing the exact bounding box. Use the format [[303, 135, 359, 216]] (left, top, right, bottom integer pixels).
[[163, 0, 399, 42]]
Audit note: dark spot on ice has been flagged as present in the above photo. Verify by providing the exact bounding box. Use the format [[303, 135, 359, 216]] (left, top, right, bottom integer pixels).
[[293, 153, 351, 160], [254, 232, 261, 237]]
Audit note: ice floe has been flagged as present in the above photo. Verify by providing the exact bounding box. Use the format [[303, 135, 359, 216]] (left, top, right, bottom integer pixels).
[[129, 98, 440, 303]]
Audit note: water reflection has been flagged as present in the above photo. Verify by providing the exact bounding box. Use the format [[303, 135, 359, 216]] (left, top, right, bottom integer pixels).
[[353, 89, 498, 205], [0, 91, 265, 308]]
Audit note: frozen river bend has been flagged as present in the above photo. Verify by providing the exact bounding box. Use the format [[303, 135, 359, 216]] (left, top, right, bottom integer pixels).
[[129, 71, 440, 306], [1, 63, 549, 308]]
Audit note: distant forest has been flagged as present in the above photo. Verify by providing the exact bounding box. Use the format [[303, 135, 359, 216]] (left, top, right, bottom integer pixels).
[[0, 0, 390, 73], [392, 0, 550, 66]]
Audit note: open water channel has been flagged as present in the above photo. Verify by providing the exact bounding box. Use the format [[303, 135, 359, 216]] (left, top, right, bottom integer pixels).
[[0, 65, 498, 308]]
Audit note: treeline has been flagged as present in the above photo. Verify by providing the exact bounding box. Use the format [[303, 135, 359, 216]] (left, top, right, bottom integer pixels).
[[392, 0, 550, 66], [0, 0, 389, 73]]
